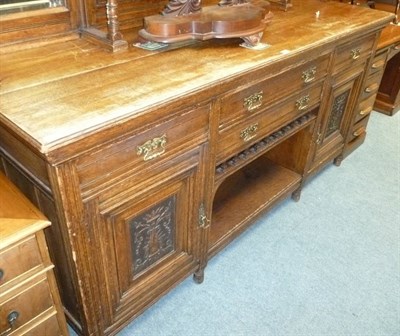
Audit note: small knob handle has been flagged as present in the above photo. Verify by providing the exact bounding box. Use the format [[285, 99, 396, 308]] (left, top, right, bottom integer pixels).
[[371, 60, 385, 69], [353, 127, 366, 137], [364, 83, 379, 93], [0, 311, 19, 336], [0, 269, 4, 281], [359, 107, 372, 116]]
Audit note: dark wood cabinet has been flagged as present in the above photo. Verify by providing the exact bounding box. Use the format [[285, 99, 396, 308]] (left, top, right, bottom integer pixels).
[[0, 1, 395, 335]]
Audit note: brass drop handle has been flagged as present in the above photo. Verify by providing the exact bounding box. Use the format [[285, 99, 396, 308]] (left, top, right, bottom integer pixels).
[[137, 135, 167, 161], [371, 60, 385, 69], [243, 91, 263, 112], [364, 83, 379, 93], [350, 48, 361, 60], [295, 94, 310, 111], [240, 123, 259, 142], [359, 107, 372, 116], [353, 127, 365, 137], [302, 66, 317, 83], [0, 311, 20, 336]]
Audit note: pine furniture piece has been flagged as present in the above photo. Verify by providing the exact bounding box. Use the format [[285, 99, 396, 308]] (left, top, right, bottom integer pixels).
[[0, 172, 69, 335], [0, 1, 395, 335]]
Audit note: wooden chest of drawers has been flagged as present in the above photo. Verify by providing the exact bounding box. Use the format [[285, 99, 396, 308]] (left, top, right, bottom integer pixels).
[[0, 173, 68, 336]]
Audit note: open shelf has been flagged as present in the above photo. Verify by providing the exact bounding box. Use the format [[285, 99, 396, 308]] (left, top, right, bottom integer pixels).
[[209, 156, 301, 257]]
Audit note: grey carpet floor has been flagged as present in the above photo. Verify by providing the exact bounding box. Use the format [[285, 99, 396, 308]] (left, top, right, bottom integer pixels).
[[70, 110, 400, 335]]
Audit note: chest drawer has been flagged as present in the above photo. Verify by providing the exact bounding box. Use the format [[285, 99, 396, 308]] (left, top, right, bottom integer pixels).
[[348, 113, 370, 143], [354, 94, 375, 124], [0, 236, 43, 288], [369, 49, 389, 76], [0, 274, 54, 335], [216, 84, 322, 163], [333, 34, 375, 73], [219, 54, 330, 130], [77, 104, 210, 192]]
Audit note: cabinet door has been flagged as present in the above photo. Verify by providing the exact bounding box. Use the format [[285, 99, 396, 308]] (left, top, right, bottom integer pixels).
[[84, 147, 206, 328], [313, 66, 365, 166]]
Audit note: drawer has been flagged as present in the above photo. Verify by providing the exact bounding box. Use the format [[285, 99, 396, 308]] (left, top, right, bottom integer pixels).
[[219, 54, 330, 130], [0, 275, 54, 335], [369, 49, 388, 75], [0, 235, 43, 288], [354, 95, 376, 124], [216, 84, 322, 163], [348, 114, 370, 143], [77, 104, 210, 190], [14, 314, 61, 336], [333, 34, 375, 72], [360, 70, 383, 101]]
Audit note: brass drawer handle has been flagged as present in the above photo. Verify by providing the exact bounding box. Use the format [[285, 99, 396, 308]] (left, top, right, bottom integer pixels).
[[240, 123, 259, 142], [137, 134, 167, 161], [371, 60, 385, 69], [295, 94, 310, 111], [350, 48, 361, 60], [302, 66, 317, 83], [364, 83, 379, 93], [359, 107, 372, 116], [243, 91, 263, 112], [0, 311, 19, 336], [353, 127, 366, 137]]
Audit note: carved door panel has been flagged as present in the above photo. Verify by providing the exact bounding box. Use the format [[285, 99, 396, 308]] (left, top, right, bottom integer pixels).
[[85, 147, 206, 327], [313, 67, 365, 164]]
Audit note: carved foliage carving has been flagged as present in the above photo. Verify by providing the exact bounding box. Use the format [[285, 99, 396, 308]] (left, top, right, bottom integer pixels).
[[326, 90, 350, 138], [129, 197, 176, 275]]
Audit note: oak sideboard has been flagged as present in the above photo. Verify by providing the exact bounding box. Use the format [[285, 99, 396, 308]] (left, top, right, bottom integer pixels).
[[0, 1, 394, 335]]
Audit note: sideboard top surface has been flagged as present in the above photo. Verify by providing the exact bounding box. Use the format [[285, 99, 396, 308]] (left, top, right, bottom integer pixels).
[[0, 0, 394, 155]]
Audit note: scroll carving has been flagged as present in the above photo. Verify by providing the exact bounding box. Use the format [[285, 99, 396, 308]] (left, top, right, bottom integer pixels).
[[130, 197, 176, 275]]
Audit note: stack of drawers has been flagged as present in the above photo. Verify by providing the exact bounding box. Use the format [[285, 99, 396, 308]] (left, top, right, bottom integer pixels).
[[216, 53, 330, 166], [0, 173, 68, 336], [347, 43, 389, 152]]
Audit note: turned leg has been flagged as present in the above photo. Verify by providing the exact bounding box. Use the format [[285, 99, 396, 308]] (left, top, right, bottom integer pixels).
[[334, 154, 343, 167], [193, 268, 205, 284], [291, 187, 302, 202]]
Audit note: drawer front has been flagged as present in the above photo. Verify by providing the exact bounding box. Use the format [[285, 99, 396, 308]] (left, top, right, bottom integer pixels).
[[16, 314, 61, 336], [216, 84, 322, 162], [360, 71, 383, 101], [219, 54, 330, 130], [0, 236, 42, 288], [354, 95, 376, 124], [0, 276, 54, 335], [349, 114, 370, 143], [369, 49, 388, 76], [333, 34, 375, 72], [77, 104, 210, 192]]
